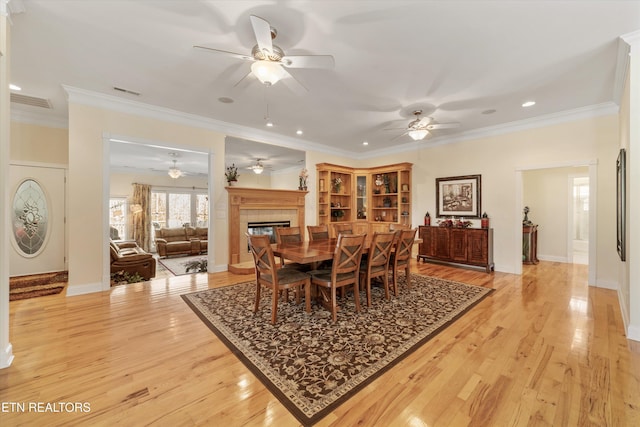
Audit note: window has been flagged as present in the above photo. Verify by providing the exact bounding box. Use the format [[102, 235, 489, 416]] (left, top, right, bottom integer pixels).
[[109, 197, 127, 240], [151, 189, 209, 249]]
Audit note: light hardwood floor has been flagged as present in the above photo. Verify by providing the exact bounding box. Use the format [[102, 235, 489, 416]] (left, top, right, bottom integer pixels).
[[1, 260, 639, 426]]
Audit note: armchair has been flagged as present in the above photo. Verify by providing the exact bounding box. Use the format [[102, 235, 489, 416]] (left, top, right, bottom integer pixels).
[[109, 240, 156, 280]]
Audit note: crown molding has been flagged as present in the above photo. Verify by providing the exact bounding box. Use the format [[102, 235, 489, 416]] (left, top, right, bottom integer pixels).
[[360, 102, 619, 159], [62, 85, 354, 159]]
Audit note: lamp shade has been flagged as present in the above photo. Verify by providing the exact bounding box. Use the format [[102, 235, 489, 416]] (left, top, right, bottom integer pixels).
[[251, 60, 286, 85], [408, 129, 428, 141]]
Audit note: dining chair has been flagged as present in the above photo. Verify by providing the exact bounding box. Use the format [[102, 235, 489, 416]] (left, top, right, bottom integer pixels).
[[359, 231, 396, 307], [310, 233, 366, 323], [332, 222, 353, 238], [307, 224, 330, 241], [247, 233, 311, 324], [274, 226, 310, 271], [389, 228, 417, 296], [389, 223, 411, 231]]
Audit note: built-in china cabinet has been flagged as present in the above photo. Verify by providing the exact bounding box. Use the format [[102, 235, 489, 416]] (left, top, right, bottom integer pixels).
[[316, 163, 412, 234]]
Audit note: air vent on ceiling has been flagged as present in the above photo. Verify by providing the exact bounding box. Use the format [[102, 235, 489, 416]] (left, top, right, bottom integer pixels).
[[10, 93, 53, 109], [113, 87, 140, 96]]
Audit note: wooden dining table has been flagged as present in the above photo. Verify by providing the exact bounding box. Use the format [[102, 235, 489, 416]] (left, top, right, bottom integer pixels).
[[271, 235, 422, 265]]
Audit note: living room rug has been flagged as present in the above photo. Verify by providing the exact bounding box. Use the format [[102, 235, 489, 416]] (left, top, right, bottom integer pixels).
[[9, 271, 67, 301], [157, 255, 207, 276], [181, 273, 493, 426]]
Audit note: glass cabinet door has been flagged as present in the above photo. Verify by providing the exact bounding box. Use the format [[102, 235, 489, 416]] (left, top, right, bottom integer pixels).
[[356, 175, 367, 220]]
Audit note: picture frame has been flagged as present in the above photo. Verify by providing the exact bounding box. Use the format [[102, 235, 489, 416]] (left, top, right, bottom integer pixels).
[[436, 174, 481, 218], [319, 179, 325, 192], [617, 148, 626, 261], [401, 184, 409, 192]]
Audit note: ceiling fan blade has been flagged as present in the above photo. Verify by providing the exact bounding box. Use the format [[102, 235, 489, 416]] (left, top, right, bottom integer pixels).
[[193, 45, 255, 62], [250, 15, 274, 56], [279, 68, 308, 95], [233, 70, 256, 88], [417, 117, 432, 127], [280, 55, 335, 69], [427, 122, 460, 130], [391, 131, 409, 141], [383, 127, 406, 131]]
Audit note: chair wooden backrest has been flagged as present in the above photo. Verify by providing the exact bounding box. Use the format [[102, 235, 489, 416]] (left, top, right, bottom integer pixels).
[[360, 231, 396, 305], [247, 233, 279, 281], [389, 228, 418, 295], [307, 224, 330, 241], [311, 233, 366, 322], [330, 233, 366, 283], [394, 228, 417, 265], [332, 222, 353, 238], [275, 226, 303, 245], [389, 223, 411, 231]]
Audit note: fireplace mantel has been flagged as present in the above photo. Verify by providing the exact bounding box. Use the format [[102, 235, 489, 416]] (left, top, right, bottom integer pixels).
[[227, 187, 308, 268]]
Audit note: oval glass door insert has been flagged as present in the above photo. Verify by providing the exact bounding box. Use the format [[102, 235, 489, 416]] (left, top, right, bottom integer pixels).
[[13, 179, 49, 256]]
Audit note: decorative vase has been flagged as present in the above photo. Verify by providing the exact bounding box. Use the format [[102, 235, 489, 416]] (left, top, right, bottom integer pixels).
[[228, 180, 236, 186]]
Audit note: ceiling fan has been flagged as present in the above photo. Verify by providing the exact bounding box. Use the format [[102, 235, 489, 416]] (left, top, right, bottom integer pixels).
[[388, 110, 460, 141], [247, 158, 271, 174], [194, 15, 334, 93]]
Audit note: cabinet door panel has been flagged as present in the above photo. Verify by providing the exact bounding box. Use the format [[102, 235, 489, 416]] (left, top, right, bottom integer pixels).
[[434, 228, 450, 258], [467, 230, 488, 264], [450, 229, 467, 261]]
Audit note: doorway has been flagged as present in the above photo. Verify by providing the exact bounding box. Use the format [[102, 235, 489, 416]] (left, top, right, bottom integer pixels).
[[569, 176, 589, 265]]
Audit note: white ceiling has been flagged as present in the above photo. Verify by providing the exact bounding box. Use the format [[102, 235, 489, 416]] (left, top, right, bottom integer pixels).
[[8, 1, 640, 174]]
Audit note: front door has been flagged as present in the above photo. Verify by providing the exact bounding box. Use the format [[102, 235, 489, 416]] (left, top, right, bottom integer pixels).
[[9, 164, 66, 276]]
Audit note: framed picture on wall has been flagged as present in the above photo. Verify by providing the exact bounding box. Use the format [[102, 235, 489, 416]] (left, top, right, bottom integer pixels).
[[617, 148, 626, 261], [436, 174, 481, 218]]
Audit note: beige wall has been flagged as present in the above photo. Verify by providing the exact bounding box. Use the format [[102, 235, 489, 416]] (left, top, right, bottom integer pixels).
[[10, 122, 68, 165], [67, 103, 225, 294]]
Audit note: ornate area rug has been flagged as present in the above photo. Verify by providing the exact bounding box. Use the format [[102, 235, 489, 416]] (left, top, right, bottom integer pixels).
[[182, 273, 493, 426], [9, 271, 67, 301], [158, 255, 207, 276]]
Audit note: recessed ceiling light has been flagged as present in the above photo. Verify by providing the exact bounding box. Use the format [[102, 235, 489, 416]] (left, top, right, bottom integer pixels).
[[296, 130, 303, 135], [362, 141, 369, 146], [481, 109, 496, 115], [9, 84, 21, 91], [522, 101, 536, 107], [218, 97, 234, 104]]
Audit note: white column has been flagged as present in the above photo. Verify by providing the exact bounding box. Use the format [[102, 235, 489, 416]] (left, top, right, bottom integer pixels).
[[622, 31, 640, 342], [0, 0, 15, 369]]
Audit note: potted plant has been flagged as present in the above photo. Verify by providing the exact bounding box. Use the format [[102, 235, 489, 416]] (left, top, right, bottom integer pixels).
[[225, 164, 239, 185], [299, 168, 308, 190], [332, 177, 342, 193]]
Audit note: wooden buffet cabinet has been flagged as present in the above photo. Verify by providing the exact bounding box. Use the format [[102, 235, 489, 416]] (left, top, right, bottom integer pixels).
[[316, 162, 412, 235], [417, 226, 494, 272]]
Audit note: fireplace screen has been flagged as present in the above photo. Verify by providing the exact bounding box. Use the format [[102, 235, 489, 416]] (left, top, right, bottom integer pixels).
[[247, 221, 290, 250]]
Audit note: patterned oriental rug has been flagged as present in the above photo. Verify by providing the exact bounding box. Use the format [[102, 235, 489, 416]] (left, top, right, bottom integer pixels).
[[182, 273, 493, 426]]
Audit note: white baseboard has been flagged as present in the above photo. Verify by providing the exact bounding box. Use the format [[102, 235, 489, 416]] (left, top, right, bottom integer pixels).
[[65, 281, 104, 297], [210, 263, 228, 273], [538, 254, 569, 263], [0, 343, 14, 369], [627, 324, 640, 342], [593, 279, 618, 290]]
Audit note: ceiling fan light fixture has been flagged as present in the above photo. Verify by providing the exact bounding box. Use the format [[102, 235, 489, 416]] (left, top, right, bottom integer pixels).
[[168, 157, 182, 179], [408, 129, 428, 141], [251, 60, 285, 85], [253, 165, 264, 174]]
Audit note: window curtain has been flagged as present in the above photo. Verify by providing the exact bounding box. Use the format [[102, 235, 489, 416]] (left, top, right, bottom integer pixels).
[[132, 183, 151, 251]]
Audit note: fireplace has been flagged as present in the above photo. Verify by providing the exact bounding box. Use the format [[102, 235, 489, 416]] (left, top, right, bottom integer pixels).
[[226, 187, 308, 270], [247, 220, 290, 250]]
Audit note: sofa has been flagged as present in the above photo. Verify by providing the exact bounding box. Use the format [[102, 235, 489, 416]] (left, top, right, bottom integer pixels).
[[109, 240, 156, 280], [155, 227, 208, 258]]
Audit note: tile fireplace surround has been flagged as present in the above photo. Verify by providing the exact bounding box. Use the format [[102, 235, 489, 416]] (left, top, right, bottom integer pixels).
[[227, 187, 308, 269]]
